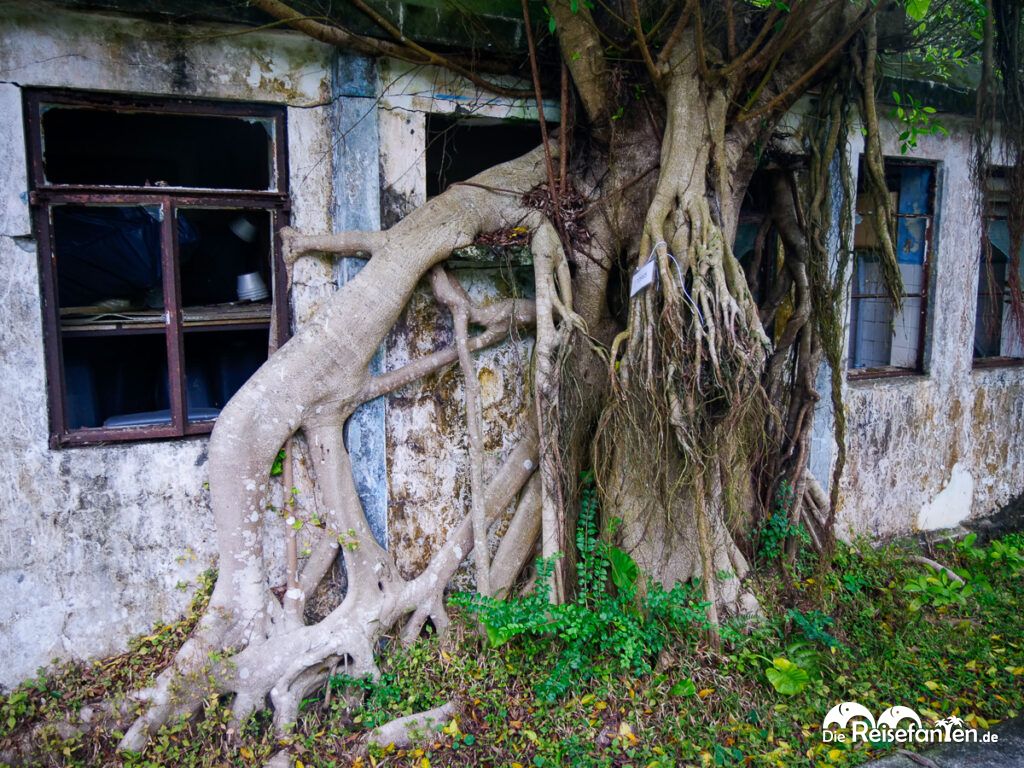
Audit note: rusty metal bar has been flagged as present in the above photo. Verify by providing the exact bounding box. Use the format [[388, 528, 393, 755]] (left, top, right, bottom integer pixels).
[[33, 205, 67, 449], [31, 189, 288, 207], [58, 424, 181, 447], [162, 199, 187, 435]]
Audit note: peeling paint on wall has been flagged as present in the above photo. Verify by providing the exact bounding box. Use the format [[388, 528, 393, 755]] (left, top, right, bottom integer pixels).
[[918, 462, 974, 530]]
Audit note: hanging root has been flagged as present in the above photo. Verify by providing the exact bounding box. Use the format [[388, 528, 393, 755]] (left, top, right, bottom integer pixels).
[[853, 13, 903, 310], [601, 41, 771, 635]]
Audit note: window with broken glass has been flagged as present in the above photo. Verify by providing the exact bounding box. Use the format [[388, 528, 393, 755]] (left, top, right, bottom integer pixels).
[[847, 160, 936, 378], [973, 167, 1024, 366], [24, 89, 289, 446]]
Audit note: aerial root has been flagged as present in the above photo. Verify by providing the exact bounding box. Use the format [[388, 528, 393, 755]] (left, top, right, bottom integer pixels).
[[908, 555, 965, 585], [368, 702, 457, 750]]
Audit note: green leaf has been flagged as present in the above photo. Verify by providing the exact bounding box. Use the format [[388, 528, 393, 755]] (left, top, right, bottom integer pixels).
[[482, 620, 513, 648], [548, 15, 556, 33], [905, 0, 931, 21], [765, 657, 810, 695], [608, 546, 639, 590], [270, 448, 286, 476], [669, 678, 697, 697]]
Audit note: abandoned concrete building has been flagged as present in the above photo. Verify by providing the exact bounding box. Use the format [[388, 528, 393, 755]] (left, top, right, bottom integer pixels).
[[0, 1, 1021, 687]]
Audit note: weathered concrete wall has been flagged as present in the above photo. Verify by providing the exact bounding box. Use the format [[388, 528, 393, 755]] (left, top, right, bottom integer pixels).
[[822, 119, 1024, 538], [0, 3, 335, 687]]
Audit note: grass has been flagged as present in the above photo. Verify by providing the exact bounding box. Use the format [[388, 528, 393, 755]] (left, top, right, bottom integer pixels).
[[2, 534, 1023, 768]]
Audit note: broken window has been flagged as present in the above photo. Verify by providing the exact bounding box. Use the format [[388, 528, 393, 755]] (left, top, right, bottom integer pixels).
[[848, 160, 936, 377], [25, 89, 289, 446], [426, 114, 541, 197], [973, 168, 1024, 364]]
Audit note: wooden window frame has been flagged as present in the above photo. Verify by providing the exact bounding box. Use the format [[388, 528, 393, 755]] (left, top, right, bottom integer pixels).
[[847, 159, 937, 381], [24, 88, 291, 448]]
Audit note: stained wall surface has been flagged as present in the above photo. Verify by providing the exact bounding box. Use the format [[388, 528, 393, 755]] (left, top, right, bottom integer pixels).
[[814, 121, 1024, 538]]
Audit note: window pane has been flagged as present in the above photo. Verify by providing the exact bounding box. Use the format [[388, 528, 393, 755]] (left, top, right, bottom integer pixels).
[[849, 162, 933, 372], [40, 105, 275, 190], [975, 246, 1007, 358], [974, 214, 1024, 360], [849, 296, 893, 369], [61, 334, 170, 429], [53, 205, 165, 311], [183, 329, 269, 422], [177, 209, 273, 315], [891, 296, 922, 368]]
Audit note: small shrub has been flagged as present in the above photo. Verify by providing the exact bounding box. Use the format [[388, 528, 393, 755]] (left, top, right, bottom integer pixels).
[[755, 481, 810, 562], [785, 608, 845, 650], [903, 570, 972, 611], [453, 473, 709, 701]]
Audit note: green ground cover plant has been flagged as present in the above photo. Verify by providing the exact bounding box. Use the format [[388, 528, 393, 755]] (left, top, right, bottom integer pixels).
[[2, 531, 1023, 768]]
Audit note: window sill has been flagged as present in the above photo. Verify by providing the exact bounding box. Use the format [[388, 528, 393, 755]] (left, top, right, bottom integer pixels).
[[972, 356, 1024, 370], [52, 419, 215, 448], [847, 366, 926, 383]]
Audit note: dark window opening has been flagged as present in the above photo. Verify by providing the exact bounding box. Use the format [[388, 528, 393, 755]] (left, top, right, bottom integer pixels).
[[25, 89, 289, 447], [733, 170, 772, 306], [178, 209, 274, 307], [183, 328, 270, 413], [426, 114, 541, 198], [63, 334, 170, 430], [848, 160, 936, 377], [40, 106, 274, 190], [53, 204, 166, 308], [974, 168, 1024, 364]]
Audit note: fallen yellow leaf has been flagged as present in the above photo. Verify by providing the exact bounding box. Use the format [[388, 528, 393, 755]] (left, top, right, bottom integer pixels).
[[698, 688, 715, 699]]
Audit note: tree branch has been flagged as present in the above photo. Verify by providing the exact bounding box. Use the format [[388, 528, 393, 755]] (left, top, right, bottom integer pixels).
[[549, 0, 611, 128], [251, 0, 532, 99], [738, 3, 876, 124]]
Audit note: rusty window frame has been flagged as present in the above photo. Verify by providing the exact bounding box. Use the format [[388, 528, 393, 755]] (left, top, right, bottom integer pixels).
[[847, 159, 937, 381], [24, 88, 291, 448], [972, 167, 1024, 368]]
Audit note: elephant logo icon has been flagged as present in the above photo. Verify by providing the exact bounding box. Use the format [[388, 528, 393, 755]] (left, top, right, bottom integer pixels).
[[823, 702, 876, 730], [877, 706, 923, 730]]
